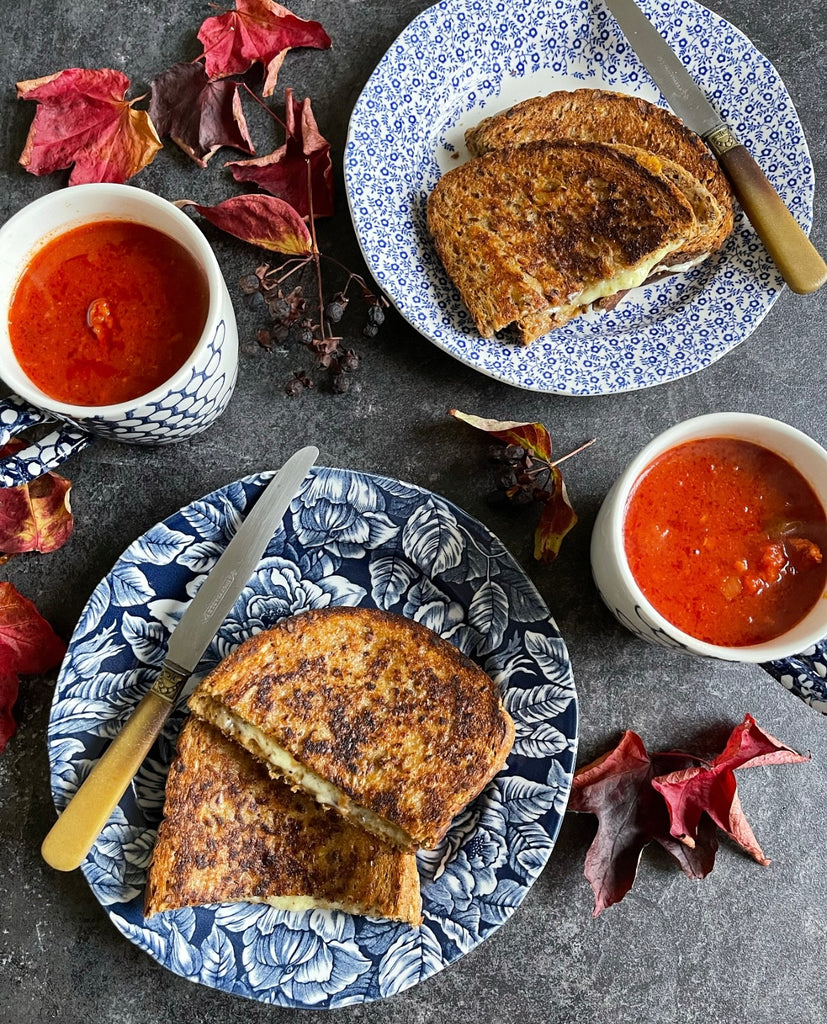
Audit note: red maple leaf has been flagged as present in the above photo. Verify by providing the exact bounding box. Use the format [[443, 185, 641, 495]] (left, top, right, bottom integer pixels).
[[533, 469, 578, 563], [17, 68, 162, 185], [149, 61, 255, 168], [176, 194, 312, 255], [227, 89, 334, 219], [0, 657, 20, 755], [570, 718, 809, 915], [197, 0, 331, 97], [0, 582, 65, 753], [448, 411, 554, 461], [0, 441, 73, 555], [652, 713, 810, 865], [568, 731, 717, 916]]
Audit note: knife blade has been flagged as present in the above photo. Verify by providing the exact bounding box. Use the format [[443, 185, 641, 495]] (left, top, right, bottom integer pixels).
[[41, 445, 319, 872], [604, 0, 826, 294]]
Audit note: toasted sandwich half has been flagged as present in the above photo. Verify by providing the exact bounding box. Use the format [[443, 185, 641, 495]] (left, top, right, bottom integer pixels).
[[507, 144, 724, 342], [465, 88, 733, 258], [427, 138, 697, 343], [145, 717, 422, 925], [188, 606, 515, 851], [609, 144, 723, 268]]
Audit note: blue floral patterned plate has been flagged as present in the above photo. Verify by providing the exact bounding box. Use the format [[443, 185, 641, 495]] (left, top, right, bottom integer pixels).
[[344, 0, 814, 395], [46, 467, 578, 1008]]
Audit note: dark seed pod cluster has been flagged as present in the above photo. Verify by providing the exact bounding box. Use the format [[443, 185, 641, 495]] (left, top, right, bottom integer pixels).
[[238, 261, 389, 396], [488, 443, 554, 509]]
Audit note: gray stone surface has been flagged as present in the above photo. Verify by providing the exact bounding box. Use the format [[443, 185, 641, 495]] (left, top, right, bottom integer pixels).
[[1, 0, 826, 1021]]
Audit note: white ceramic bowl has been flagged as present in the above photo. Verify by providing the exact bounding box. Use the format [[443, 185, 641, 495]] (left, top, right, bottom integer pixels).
[[0, 184, 239, 484], [590, 412, 827, 663]]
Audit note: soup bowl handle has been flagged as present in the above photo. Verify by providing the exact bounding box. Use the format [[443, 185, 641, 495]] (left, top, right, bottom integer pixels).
[[761, 639, 827, 714], [0, 394, 92, 487]]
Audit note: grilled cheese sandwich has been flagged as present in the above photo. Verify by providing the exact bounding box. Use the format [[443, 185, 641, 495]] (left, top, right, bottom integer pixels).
[[188, 606, 515, 851], [427, 138, 697, 342]]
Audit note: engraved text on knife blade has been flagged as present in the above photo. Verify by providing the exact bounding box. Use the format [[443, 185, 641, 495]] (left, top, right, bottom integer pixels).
[[202, 570, 238, 622]]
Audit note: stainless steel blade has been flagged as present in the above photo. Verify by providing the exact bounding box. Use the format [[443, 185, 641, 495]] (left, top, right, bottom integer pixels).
[[603, 0, 724, 136], [166, 445, 318, 673]]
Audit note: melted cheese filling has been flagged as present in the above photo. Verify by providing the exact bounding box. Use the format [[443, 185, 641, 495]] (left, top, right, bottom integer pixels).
[[529, 239, 694, 328], [205, 704, 412, 850], [658, 253, 709, 275], [249, 895, 413, 924], [574, 242, 686, 307]]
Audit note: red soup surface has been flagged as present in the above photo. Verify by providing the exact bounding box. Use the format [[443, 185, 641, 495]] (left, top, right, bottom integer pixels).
[[8, 220, 210, 406], [623, 438, 827, 647]]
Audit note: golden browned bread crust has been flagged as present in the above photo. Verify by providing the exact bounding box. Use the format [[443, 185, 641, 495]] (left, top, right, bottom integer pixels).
[[427, 138, 695, 341], [466, 88, 733, 251], [188, 606, 515, 850], [504, 144, 724, 342], [144, 717, 422, 925], [609, 144, 722, 264]]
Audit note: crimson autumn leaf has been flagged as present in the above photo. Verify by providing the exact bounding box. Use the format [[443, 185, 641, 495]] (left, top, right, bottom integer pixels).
[[0, 582, 65, 753], [149, 62, 255, 168], [0, 441, 73, 556], [227, 88, 333, 218], [17, 68, 162, 185], [450, 409, 590, 562], [176, 194, 312, 255], [0, 658, 19, 754], [651, 713, 810, 866], [534, 469, 577, 563], [197, 0, 331, 97], [568, 730, 717, 916]]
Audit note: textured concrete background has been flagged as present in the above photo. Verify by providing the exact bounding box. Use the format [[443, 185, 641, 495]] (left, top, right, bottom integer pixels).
[[1, 0, 826, 1021]]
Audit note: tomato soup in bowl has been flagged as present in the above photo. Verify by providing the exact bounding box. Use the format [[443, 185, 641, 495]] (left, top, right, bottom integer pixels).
[[8, 219, 210, 407], [590, 413, 827, 664], [0, 184, 238, 485]]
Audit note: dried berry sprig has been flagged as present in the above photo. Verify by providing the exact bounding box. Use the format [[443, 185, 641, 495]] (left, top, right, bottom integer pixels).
[[488, 437, 595, 509], [171, 78, 389, 397], [227, 99, 390, 395], [451, 409, 595, 562], [284, 369, 314, 397], [239, 256, 389, 396]]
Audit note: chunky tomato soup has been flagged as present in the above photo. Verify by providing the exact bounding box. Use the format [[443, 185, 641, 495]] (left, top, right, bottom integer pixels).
[[623, 438, 827, 646], [8, 220, 209, 406]]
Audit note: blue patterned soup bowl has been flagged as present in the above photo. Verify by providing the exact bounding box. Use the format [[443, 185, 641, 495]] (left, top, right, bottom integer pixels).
[[590, 413, 827, 712], [0, 184, 238, 487]]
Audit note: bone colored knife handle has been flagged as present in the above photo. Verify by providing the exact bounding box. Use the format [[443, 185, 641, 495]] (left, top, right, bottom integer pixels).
[[706, 126, 827, 295], [41, 689, 174, 872]]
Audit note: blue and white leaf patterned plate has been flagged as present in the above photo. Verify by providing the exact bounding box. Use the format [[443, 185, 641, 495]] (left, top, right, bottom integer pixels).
[[47, 467, 578, 1008], [344, 0, 814, 395]]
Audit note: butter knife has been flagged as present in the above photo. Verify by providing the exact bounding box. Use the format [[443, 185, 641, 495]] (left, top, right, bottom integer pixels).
[[604, 0, 827, 294], [41, 445, 319, 872]]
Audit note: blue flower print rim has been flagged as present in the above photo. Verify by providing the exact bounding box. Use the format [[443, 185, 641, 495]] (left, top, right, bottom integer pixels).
[[47, 467, 578, 1008], [344, 0, 815, 395]]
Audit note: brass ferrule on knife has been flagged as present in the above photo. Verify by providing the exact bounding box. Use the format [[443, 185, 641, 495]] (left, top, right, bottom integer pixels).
[[150, 660, 190, 704], [703, 122, 742, 158]]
